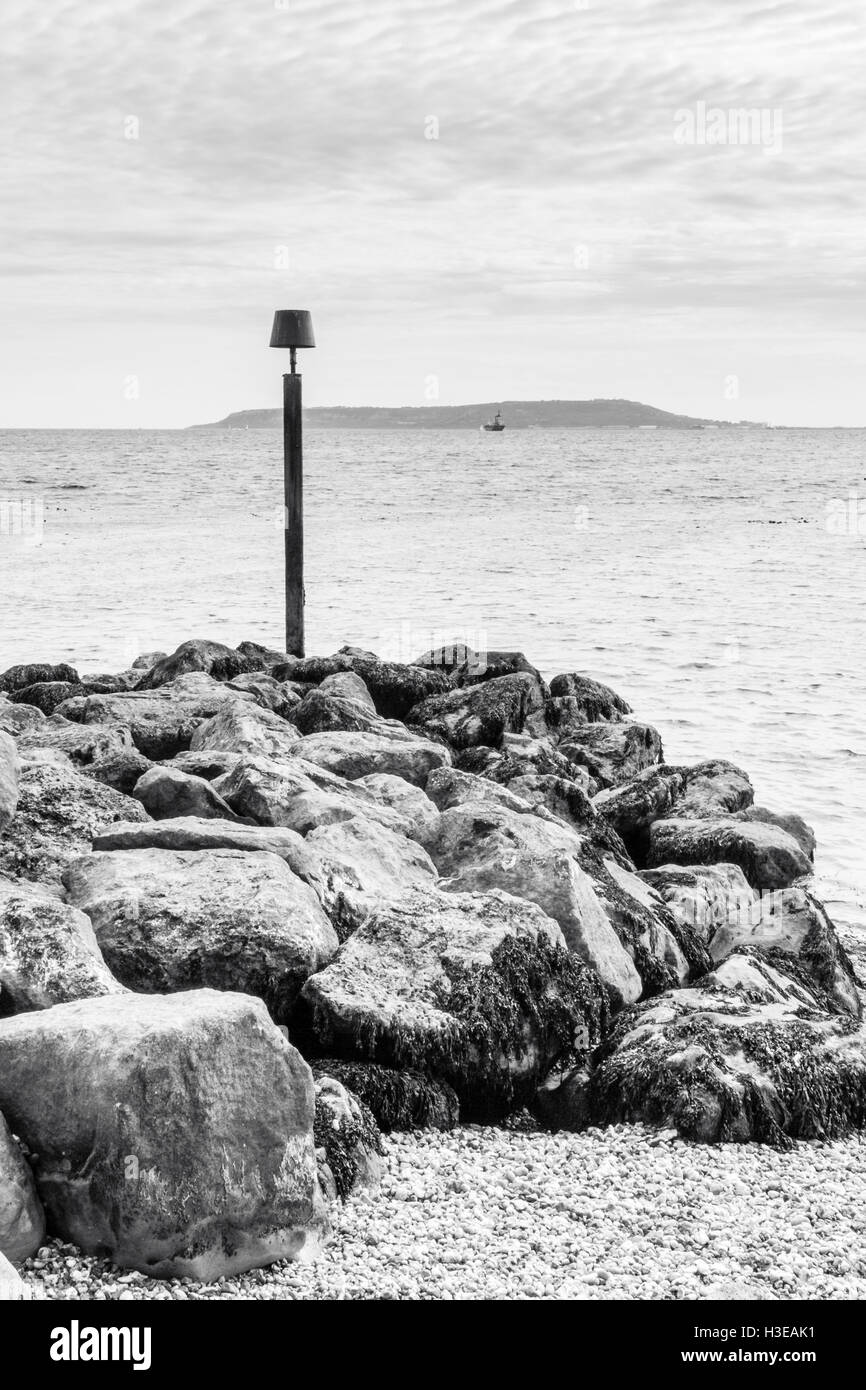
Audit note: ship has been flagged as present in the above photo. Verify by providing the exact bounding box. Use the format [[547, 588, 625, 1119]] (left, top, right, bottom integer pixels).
[[481, 410, 505, 432]]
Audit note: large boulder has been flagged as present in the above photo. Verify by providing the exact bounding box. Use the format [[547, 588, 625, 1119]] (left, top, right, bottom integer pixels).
[[556, 721, 663, 790], [593, 766, 687, 860], [17, 717, 149, 795], [547, 673, 631, 721], [132, 765, 241, 822], [290, 688, 386, 736], [421, 803, 642, 1007], [670, 760, 755, 819], [407, 672, 547, 750], [282, 654, 452, 722], [708, 886, 860, 1017], [0, 732, 18, 833], [0, 663, 79, 693], [425, 765, 545, 818], [0, 876, 125, 1014], [55, 673, 258, 760], [0, 990, 329, 1277], [640, 863, 755, 944], [0, 701, 45, 736], [0, 1110, 44, 1264], [586, 953, 866, 1146], [648, 817, 812, 891], [731, 806, 816, 861], [301, 887, 609, 1117], [453, 651, 542, 687], [190, 701, 301, 760], [306, 817, 437, 939], [65, 847, 337, 1018], [0, 758, 148, 889], [135, 639, 261, 689], [313, 1076, 383, 1200], [225, 672, 301, 719], [8, 681, 93, 715], [353, 773, 440, 841], [288, 728, 451, 788], [577, 847, 712, 993], [220, 756, 410, 837], [92, 816, 324, 890]]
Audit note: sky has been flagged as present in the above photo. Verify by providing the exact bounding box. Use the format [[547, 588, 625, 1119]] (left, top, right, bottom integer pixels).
[[2, 0, 864, 427]]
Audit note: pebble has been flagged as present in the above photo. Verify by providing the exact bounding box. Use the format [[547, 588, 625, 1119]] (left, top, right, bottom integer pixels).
[[18, 1122, 866, 1301]]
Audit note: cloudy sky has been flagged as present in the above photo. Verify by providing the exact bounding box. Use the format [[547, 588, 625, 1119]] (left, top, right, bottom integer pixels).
[[3, 0, 864, 426]]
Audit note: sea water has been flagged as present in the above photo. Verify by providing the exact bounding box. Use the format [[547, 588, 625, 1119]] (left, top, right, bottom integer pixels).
[[1, 425, 864, 925]]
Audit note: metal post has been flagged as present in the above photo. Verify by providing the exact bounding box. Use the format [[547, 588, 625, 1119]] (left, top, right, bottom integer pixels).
[[283, 368, 304, 656]]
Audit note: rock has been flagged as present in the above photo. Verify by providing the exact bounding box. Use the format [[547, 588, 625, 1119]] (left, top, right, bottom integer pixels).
[[0, 759, 148, 888], [354, 773, 440, 841], [16, 717, 147, 797], [732, 806, 816, 861], [132, 765, 242, 822], [587, 953, 866, 1146], [579, 847, 712, 993], [671, 759, 754, 818], [91, 816, 324, 890], [235, 640, 293, 671], [225, 672, 301, 718], [0, 701, 45, 736], [283, 654, 452, 721], [131, 650, 167, 670], [407, 672, 547, 749], [301, 887, 609, 1117], [0, 990, 329, 1277], [190, 701, 301, 760], [65, 848, 338, 1019], [168, 749, 240, 781], [0, 1249, 28, 1297], [290, 687, 386, 735], [0, 732, 18, 833], [648, 817, 812, 891], [0, 876, 125, 1014], [0, 1110, 44, 1263], [708, 886, 860, 1017], [220, 756, 410, 837], [453, 650, 543, 686], [288, 728, 451, 787], [135, 638, 261, 689], [80, 669, 142, 692], [422, 803, 641, 1007], [55, 673, 258, 760], [0, 663, 79, 693], [425, 765, 541, 817], [8, 681, 92, 714], [556, 721, 663, 789], [411, 642, 476, 673], [309, 1059, 459, 1131], [547, 673, 632, 720], [640, 863, 755, 944], [319, 670, 376, 710], [594, 766, 688, 860], [306, 817, 437, 939], [313, 1076, 383, 1199]]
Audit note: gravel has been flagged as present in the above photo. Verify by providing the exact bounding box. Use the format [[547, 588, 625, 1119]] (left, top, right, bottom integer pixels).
[[19, 1121, 866, 1301]]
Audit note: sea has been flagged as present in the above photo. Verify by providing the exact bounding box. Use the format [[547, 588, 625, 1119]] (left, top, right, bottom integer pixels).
[[1, 425, 864, 928]]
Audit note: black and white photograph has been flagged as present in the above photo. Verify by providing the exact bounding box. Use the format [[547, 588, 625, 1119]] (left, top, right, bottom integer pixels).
[[1, 0, 864, 1343]]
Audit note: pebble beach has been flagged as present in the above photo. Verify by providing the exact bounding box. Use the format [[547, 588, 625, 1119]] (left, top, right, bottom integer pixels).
[[20, 1123, 866, 1302]]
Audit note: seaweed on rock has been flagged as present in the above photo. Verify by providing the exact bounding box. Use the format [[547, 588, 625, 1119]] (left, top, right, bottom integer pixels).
[[311, 1060, 460, 1132]]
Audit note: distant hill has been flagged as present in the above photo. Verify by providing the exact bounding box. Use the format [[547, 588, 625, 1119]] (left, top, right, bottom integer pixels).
[[191, 399, 757, 430]]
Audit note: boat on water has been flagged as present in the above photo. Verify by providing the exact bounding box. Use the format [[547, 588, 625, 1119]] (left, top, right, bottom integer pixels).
[[481, 410, 505, 432]]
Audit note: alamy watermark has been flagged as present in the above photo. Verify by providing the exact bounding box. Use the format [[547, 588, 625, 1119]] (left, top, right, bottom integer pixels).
[[0, 497, 44, 547], [674, 102, 783, 156]]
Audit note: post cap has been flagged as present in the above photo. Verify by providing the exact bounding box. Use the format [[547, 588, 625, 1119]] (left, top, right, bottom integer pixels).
[[269, 310, 316, 349]]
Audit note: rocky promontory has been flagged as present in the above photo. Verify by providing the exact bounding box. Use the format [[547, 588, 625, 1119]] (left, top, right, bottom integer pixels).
[[0, 636, 863, 1288]]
